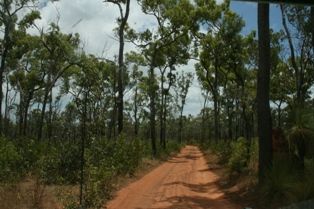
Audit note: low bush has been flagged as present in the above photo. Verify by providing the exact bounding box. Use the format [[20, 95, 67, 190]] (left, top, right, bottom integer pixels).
[[39, 143, 81, 184], [0, 138, 22, 182], [228, 137, 249, 172], [260, 158, 302, 207], [210, 140, 232, 163]]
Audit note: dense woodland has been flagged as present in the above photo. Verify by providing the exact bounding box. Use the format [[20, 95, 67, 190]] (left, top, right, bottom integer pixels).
[[1, 0, 314, 208]]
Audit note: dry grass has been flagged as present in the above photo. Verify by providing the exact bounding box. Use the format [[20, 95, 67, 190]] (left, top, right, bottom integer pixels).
[[0, 177, 62, 209]]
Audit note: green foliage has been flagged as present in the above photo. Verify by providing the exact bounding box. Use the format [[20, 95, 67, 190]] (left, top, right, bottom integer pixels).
[[228, 137, 249, 172], [157, 140, 184, 159], [289, 127, 314, 159], [38, 144, 81, 184], [260, 159, 298, 206], [248, 138, 259, 174], [83, 165, 114, 208], [209, 140, 232, 163], [0, 138, 22, 182]]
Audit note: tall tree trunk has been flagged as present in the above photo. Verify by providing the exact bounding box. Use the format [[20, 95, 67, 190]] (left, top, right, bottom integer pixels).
[[311, 7, 314, 49], [257, 3, 272, 182], [117, 0, 131, 135], [281, 5, 303, 107], [277, 101, 282, 128], [37, 88, 50, 141], [0, 44, 9, 136], [201, 94, 208, 143], [23, 92, 33, 136], [179, 107, 184, 143], [149, 65, 157, 157], [109, 67, 117, 140], [134, 87, 139, 136], [213, 93, 219, 141], [4, 77, 10, 136], [19, 93, 24, 136], [160, 72, 165, 147], [47, 89, 53, 140], [79, 91, 88, 207], [213, 65, 219, 141], [162, 94, 167, 149], [227, 103, 233, 140]]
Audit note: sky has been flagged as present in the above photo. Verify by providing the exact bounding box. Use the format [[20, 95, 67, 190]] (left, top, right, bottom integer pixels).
[[32, 0, 283, 116]]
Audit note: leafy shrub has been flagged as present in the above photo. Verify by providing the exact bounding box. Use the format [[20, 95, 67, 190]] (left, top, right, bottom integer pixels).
[[39, 143, 81, 184], [84, 165, 114, 208], [210, 140, 232, 163], [18, 139, 45, 172], [0, 138, 22, 182], [260, 159, 299, 206], [228, 137, 249, 172], [248, 137, 259, 174]]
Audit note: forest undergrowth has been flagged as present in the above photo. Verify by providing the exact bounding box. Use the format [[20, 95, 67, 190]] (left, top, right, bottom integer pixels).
[[0, 137, 183, 209]]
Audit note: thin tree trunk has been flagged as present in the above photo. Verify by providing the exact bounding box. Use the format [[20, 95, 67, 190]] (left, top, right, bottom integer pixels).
[[162, 94, 167, 149], [47, 90, 53, 140], [311, 7, 314, 49], [0, 45, 9, 136], [23, 92, 33, 136], [201, 94, 208, 143], [257, 3, 273, 182], [277, 101, 282, 128], [109, 67, 117, 140], [149, 65, 157, 157], [19, 93, 24, 136], [227, 103, 233, 140], [134, 87, 139, 136], [79, 91, 88, 207], [213, 93, 219, 141], [4, 77, 10, 136], [37, 88, 50, 141], [117, 0, 131, 135], [179, 107, 184, 143], [213, 65, 219, 142], [160, 72, 165, 147]]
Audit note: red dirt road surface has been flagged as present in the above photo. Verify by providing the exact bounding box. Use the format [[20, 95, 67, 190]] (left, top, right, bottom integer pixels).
[[106, 145, 242, 209]]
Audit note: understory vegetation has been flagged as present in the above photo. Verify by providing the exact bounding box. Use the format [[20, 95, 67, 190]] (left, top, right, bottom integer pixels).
[[0, 136, 183, 209], [201, 126, 314, 208]]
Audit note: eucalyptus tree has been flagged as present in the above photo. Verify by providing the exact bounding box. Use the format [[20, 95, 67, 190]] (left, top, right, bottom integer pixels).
[[128, 0, 195, 155], [125, 51, 146, 137], [269, 31, 294, 128], [196, 9, 244, 141], [280, 5, 314, 108], [36, 24, 80, 141], [66, 54, 109, 206], [104, 0, 130, 135], [0, 0, 40, 134], [9, 34, 44, 136], [175, 72, 193, 143]]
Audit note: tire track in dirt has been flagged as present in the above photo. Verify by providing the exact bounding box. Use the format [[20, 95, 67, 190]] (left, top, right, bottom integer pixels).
[[106, 145, 242, 209]]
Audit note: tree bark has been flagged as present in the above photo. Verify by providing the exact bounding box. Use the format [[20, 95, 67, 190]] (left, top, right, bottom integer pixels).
[[37, 87, 50, 141], [117, 0, 130, 135], [257, 3, 273, 183], [4, 77, 10, 136], [23, 92, 33, 136], [134, 87, 139, 136], [79, 91, 88, 207], [149, 65, 157, 157], [0, 38, 9, 136], [311, 7, 314, 49]]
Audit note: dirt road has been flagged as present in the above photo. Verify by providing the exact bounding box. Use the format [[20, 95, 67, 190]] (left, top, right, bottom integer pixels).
[[106, 145, 242, 209]]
